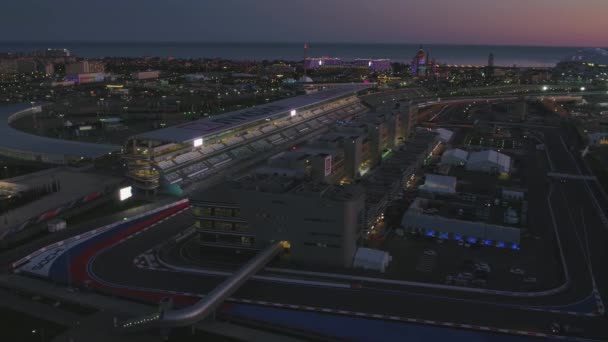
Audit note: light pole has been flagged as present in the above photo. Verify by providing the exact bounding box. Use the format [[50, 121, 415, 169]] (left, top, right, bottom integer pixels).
[[98, 98, 105, 118]]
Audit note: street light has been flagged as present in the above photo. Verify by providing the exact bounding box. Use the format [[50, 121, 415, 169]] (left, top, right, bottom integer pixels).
[[542, 85, 548, 91], [580, 86, 586, 91]]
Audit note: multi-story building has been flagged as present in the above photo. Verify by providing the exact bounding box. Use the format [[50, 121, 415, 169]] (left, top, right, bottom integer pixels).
[[304, 57, 343, 70], [65, 60, 105, 75], [353, 59, 392, 72], [191, 177, 366, 268]]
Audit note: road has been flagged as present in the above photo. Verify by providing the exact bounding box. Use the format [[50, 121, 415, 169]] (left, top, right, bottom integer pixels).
[[10, 92, 608, 339], [84, 109, 608, 339]]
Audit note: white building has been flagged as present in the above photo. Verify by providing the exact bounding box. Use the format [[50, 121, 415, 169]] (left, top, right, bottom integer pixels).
[[466, 150, 511, 174], [433, 128, 454, 143], [440, 148, 469, 166], [419, 174, 457, 195]]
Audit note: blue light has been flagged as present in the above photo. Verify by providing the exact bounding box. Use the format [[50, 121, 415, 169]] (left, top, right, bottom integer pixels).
[[425, 230, 435, 237], [467, 237, 477, 244], [439, 232, 448, 239], [454, 234, 462, 241], [482, 240, 492, 246], [511, 243, 519, 250], [496, 241, 505, 248]]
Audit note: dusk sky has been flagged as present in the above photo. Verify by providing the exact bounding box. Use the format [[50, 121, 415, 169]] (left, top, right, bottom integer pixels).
[[1, 0, 607, 47]]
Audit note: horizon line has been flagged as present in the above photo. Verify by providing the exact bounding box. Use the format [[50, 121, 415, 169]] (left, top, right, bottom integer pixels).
[[0, 40, 603, 50]]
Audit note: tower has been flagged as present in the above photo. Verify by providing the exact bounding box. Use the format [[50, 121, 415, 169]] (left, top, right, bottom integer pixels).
[[487, 53, 495, 77], [303, 42, 308, 78]]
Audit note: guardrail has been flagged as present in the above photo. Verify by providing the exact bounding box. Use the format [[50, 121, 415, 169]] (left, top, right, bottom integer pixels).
[[10, 199, 189, 272]]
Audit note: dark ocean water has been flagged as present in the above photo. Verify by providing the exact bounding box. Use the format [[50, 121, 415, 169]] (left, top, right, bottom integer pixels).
[[0, 41, 595, 67]]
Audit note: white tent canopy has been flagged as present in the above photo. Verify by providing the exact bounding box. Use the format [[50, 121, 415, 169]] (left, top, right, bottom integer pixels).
[[352, 247, 392, 273]]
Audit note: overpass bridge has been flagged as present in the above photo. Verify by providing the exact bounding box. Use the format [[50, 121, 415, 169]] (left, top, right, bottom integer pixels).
[[119, 241, 284, 330]]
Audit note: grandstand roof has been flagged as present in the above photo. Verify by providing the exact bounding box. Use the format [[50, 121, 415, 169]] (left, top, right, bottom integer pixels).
[[0, 104, 121, 160], [133, 83, 370, 143]]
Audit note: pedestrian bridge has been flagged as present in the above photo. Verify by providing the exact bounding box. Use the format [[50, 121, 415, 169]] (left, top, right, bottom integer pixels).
[[547, 172, 597, 181], [119, 241, 284, 330]]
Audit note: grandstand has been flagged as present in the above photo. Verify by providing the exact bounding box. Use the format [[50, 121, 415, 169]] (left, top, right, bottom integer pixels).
[[124, 84, 371, 192]]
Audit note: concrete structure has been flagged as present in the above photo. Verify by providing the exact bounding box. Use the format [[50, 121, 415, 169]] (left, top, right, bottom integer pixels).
[[123, 84, 370, 192], [122, 241, 284, 329], [466, 150, 511, 174], [0, 104, 120, 164], [191, 177, 366, 268], [440, 148, 469, 166]]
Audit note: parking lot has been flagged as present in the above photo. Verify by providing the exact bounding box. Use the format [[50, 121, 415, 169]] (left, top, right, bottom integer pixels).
[[380, 230, 562, 292]]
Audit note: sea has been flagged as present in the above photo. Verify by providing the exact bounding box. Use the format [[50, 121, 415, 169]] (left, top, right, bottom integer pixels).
[[0, 41, 598, 67]]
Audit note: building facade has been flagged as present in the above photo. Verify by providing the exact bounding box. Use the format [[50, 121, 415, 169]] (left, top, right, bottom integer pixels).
[[191, 178, 366, 268]]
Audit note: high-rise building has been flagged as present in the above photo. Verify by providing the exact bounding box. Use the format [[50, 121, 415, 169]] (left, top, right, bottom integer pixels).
[[488, 53, 495, 67]]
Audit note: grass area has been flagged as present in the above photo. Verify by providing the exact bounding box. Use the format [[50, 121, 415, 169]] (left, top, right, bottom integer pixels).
[[66, 198, 151, 226], [0, 307, 67, 342]]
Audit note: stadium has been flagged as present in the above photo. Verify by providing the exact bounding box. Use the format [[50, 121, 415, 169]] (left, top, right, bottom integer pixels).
[[123, 84, 372, 193]]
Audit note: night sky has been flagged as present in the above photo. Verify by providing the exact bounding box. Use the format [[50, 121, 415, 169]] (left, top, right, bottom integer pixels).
[[1, 0, 607, 46]]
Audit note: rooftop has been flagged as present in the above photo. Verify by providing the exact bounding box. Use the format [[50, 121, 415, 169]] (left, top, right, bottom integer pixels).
[[133, 83, 370, 144]]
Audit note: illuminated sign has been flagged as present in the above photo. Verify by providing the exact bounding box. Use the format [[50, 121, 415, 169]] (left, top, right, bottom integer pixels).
[[119, 186, 133, 201], [290, 109, 297, 117], [193, 138, 203, 147]]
